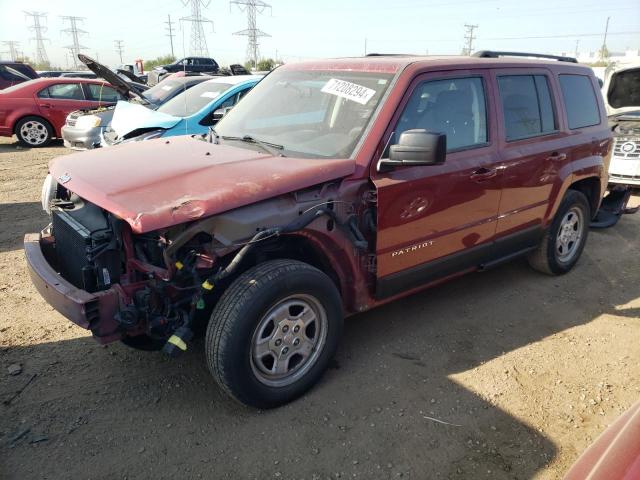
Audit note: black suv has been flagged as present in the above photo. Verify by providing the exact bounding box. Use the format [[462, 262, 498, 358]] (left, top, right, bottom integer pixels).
[[147, 57, 219, 85]]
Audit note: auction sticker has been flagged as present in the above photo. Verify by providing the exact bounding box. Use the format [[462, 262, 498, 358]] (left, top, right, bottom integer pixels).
[[321, 78, 376, 105]]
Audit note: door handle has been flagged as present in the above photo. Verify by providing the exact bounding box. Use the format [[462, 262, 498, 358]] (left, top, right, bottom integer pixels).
[[547, 152, 567, 162], [40, 103, 52, 109], [470, 167, 497, 181]]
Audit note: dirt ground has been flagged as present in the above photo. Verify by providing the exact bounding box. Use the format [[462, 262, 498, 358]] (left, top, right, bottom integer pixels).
[[0, 136, 638, 480]]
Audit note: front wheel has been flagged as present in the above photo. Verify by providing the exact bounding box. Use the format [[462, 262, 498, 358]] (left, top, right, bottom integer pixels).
[[205, 260, 343, 408], [528, 189, 590, 275]]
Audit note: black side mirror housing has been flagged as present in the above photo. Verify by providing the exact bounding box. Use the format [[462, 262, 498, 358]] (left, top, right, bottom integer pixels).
[[378, 129, 446, 171]]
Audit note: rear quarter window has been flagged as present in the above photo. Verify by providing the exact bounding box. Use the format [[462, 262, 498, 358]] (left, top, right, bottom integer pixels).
[[559, 74, 600, 129]]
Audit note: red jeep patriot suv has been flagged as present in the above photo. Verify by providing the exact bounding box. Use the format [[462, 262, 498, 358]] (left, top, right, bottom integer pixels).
[[26, 51, 611, 408]]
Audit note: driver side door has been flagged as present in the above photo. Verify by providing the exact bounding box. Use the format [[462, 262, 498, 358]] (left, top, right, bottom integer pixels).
[[372, 71, 502, 298]]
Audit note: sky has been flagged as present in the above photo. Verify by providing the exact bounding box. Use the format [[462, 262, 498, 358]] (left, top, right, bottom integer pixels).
[[0, 0, 639, 68]]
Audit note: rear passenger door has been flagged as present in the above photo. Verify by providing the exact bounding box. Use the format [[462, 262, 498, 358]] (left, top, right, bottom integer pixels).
[[373, 71, 502, 298], [35, 83, 88, 135], [492, 69, 569, 250]]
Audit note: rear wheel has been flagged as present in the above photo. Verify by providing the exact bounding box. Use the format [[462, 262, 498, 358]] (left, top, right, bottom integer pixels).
[[528, 189, 590, 275], [205, 260, 343, 408], [15, 116, 53, 147]]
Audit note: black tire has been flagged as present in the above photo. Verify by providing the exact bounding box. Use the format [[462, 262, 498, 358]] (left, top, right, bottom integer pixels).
[[15, 116, 53, 147], [206, 259, 343, 408], [528, 189, 590, 275]]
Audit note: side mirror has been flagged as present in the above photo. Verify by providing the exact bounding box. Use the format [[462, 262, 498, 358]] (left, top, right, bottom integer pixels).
[[378, 130, 446, 172], [212, 106, 233, 122]]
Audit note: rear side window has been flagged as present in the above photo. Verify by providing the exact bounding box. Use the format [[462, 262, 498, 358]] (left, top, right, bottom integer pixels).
[[498, 75, 557, 140], [86, 84, 121, 102], [38, 83, 85, 100], [559, 74, 600, 129]]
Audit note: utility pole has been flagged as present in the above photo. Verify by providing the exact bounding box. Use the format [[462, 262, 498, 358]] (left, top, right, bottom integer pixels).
[[230, 0, 272, 70], [114, 39, 124, 64], [364, 37, 367, 56], [462, 24, 478, 56], [574, 39, 580, 59], [1, 41, 21, 61], [165, 14, 176, 58], [24, 11, 50, 67], [60, 16, 88, 69], [600, 16, 610, 61], [180, 0, 214, 57]]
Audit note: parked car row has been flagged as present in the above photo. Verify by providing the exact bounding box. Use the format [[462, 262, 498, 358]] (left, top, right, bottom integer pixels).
[[25, 50, 626, 411]]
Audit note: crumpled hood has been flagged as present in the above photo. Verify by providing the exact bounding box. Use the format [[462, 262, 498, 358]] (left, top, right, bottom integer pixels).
[[49, 135, 355, 233], [110, 100, 182, 138]]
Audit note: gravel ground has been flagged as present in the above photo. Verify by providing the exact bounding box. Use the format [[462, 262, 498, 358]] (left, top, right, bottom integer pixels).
[[0, 136, 639, 479]]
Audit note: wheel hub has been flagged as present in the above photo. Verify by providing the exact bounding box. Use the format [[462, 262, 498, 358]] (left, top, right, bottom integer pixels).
[[250, 294, 327, 387], [556, 207, 583, 263], [20, 121, 47, 146]]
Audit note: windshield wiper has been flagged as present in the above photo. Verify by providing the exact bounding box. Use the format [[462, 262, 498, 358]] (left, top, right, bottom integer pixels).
[[221, 135, 286, 157]]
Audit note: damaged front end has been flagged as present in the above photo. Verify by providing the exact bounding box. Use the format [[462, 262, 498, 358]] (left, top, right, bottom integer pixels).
[[28, 176, 370, 356]]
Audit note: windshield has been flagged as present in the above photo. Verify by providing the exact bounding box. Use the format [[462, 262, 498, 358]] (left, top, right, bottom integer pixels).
[[143, 80, 190, 106], [608, 68, 640, 109], [158, 81, 232, 117], [215, 68, 393, 158]]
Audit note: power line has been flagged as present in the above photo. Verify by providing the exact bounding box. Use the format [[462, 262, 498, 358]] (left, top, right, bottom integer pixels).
[[180, 0, 213, 57], [462, 24, 478, 55], [24, 11, 50, 66], [60, 15, 88, 69], [230, 0, 272, 69], [165, 14, 176, 58], [1, 41, 21, 61], [114, 39, 124, 64]]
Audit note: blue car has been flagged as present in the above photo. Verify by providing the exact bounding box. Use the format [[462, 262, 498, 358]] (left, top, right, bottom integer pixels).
[[102, 75, 262, 145]]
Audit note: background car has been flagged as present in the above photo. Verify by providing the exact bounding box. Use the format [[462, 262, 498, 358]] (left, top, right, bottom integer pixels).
[[102, 75, 262, 145], [62, 75, 211, 150], [147, 56, 220, 85], [0, 77, 124, 147], [0, 61, 39, 90]]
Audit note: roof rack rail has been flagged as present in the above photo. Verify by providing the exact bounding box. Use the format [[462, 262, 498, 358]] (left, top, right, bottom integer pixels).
[[472, 50, 578, 63]]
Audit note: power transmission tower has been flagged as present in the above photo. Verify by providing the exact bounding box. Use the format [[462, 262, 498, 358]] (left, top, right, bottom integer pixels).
[[165, 14, 176, 58], [180, 0, 213, 57], [599, 16, 610, 61], [1, 41, 21, 61], [60, 16, 88, 69], [24, 11, 50, 67], [462, 24, 478, 56], [114, 40, 124, 64], [230, 0, 272, 69]]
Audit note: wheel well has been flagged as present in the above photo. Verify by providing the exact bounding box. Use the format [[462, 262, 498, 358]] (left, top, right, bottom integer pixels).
[[220, 235, 343, 298], [569, 177, 601, 217]]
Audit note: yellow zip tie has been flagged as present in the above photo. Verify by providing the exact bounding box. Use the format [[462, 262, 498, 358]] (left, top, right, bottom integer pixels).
[[202, 280, 214, 290], [175, 261, 184, 270], [167, 335, 187, 351]]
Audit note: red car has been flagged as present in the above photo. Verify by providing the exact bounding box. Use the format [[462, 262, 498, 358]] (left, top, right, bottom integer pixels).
[[27, 52, 611, 408], [0, 77, 124, 147]]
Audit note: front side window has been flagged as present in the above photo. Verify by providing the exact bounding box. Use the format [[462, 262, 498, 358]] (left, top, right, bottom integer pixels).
[[158, 81, 233, 117], [215, 69, 394, 158], [559, 74, 600, 129], [38, 83, 85, 100], [393, 76, 488, 151], [498, 75, 557, 140], [86, 84, 121, 102]]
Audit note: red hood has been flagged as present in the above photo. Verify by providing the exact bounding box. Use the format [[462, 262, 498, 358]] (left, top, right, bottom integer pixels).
[[49, 136, 355, 233]]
